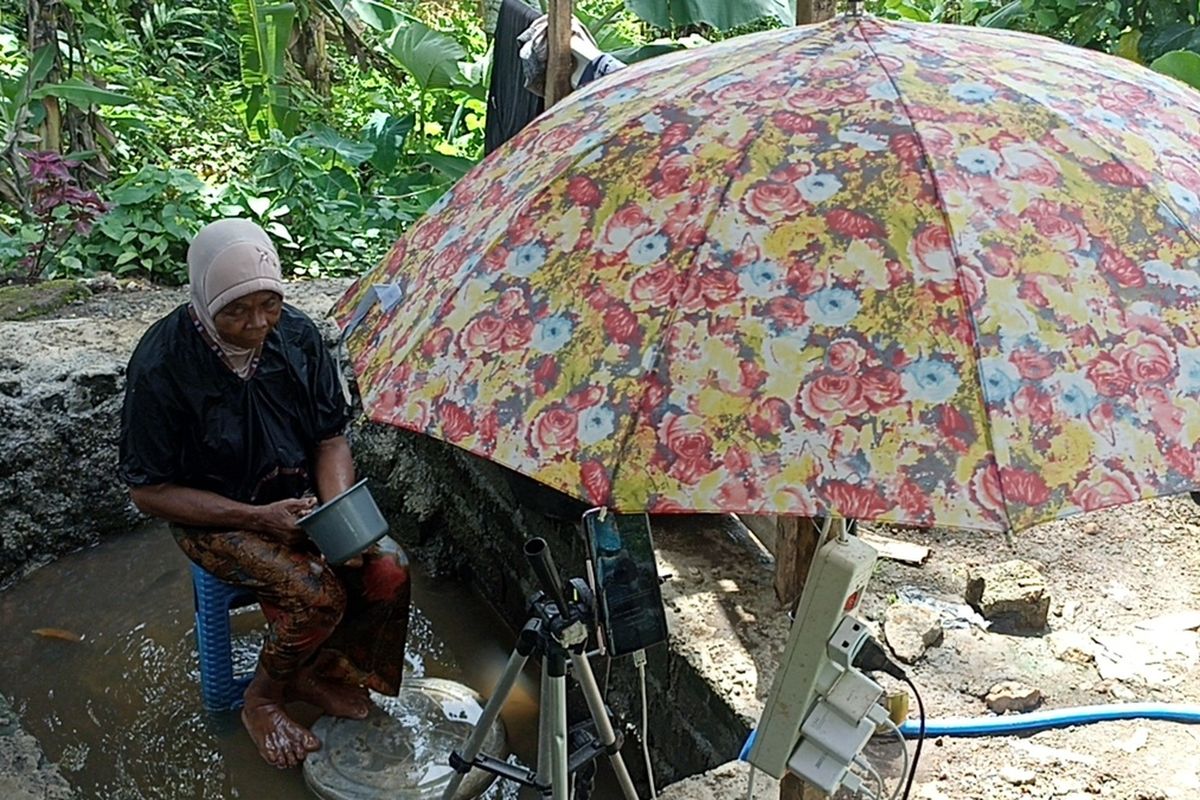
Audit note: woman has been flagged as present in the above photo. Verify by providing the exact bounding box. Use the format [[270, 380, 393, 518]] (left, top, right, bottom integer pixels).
[[119, 219, 411, 769]]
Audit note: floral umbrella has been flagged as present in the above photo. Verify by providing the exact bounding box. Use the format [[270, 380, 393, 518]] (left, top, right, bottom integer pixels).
[[333, 14, 1200, 533]]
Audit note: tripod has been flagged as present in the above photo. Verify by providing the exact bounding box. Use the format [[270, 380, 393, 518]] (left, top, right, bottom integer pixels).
[[442, 538, 640, 800]]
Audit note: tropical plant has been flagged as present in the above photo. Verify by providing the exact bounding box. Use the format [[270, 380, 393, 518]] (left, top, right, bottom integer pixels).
[[1151, 48, 1200, 88], [18, 150, 107, 278], [625, 0, 794, 30], [231, 0, 300, 135]]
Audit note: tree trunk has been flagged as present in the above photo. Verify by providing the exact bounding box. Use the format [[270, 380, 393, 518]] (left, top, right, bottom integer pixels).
[[27, 0, 62, 153], [290, 11, 331, 98]]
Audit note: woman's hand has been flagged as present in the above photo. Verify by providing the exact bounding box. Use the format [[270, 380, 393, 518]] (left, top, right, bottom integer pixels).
[[254, 497, 318, 545]]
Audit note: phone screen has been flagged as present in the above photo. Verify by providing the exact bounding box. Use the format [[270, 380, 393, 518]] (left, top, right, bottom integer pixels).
[[584, 509, 668, 657]]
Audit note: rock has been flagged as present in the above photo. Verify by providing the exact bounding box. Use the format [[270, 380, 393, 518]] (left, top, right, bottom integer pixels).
[[986, 680, 1042, 714], [1116, 727, 1149, 753], [999, 766, 1036, 785], [0, 280, 91, 322], [884, 603, 944, 664], [0, 694, 73, 798], [1048, 630, 1096, 664], [1052, 776, 1087, 795], [1082, 521, 1100, 535], [965, 559, 1051, 632], [1135, 610, 1200, 632]]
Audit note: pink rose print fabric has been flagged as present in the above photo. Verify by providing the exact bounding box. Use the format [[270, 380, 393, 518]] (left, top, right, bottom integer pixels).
[[334, 16, 1200, 533]]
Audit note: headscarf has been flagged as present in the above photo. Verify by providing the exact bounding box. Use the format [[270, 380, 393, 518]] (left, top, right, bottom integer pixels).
[[186, 219, 285, 378]]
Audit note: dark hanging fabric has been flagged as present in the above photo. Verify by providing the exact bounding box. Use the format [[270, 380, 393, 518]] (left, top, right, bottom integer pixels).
[[485, 0, 545, 155]]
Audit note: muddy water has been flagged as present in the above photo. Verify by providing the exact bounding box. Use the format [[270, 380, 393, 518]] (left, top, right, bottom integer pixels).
[[0, 525, 551, 799]]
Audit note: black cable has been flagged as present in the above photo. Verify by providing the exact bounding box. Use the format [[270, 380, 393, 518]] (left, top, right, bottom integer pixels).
[[852, 636, 925, 800], [899, 674, 925, 800]]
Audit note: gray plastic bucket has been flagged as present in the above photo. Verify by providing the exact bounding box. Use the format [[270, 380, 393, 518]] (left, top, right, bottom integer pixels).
[[298, 479, 388, 564]]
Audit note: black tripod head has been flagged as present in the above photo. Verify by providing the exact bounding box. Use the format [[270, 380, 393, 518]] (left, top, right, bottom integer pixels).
[[524, 537, 594, 649]]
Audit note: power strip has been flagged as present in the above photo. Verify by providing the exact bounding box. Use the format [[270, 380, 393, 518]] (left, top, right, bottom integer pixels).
[[747, 535, 878, 778]]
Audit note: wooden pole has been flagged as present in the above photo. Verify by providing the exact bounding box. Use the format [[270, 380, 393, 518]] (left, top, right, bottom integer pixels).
[[777, 521, 833, 800], [773, 517, 822, 610], [796, 0, 839, 24], [545, 0, 573, 107]]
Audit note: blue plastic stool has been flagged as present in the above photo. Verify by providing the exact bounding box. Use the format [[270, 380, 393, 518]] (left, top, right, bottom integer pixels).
[[190, 563, 259, 712]]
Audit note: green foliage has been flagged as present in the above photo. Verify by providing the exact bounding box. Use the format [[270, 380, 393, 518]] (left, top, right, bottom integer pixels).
[[74, 166, 213, 280], [625, 0, 792, 31], [8, 0, 1190, 287], [231, 0, 300, 136], [1150, 48, 1200, 87], [386, 21, 466, 91], [0, 0, 489, 282]]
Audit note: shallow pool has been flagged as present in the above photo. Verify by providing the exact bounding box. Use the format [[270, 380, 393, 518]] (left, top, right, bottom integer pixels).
[[0, 525, 548, 799]]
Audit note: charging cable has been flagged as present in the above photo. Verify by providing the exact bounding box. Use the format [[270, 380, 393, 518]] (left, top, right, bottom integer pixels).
[[633, 649, 657, 798], [853, 636, 925, 800], [877, 718, 909, 800], [852, 754, 885, 800]]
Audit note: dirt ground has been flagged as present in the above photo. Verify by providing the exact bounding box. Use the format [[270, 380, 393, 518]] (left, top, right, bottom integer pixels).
[[654, 497, 1200, 800]]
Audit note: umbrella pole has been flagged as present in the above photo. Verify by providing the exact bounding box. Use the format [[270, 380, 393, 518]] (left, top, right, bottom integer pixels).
[[545, 0, 573, 106]]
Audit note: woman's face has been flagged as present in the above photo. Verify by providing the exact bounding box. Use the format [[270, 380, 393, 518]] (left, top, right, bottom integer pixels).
[[214, 290, 283, 348]]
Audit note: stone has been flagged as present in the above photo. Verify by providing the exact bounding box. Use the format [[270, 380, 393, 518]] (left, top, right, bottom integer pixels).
[[965, 559, 1051, 632], [1116, 727, 1149, 753], [1082, 521, 1100, 535], [1000, 766, 1036, 785], [1048, 630, 1096, 664], [986, 680, 1042, 714], [0, 280, 91, 322], [883, 603, 944, 664], [0, 694, 73, 799]]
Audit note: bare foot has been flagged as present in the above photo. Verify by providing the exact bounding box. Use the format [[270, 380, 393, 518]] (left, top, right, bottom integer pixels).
[[240, 700, 321, 769], [288, 670, 372, 719]]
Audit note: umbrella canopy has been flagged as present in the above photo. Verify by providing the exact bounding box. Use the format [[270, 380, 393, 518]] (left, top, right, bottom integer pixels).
[[333, 15, 1200, 533]]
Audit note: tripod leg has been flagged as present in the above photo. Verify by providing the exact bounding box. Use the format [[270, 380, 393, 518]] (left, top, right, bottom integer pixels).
[[570, 652, 640, 800], [544, 654, 571, 800], [537, 659, 552, 785], [442, 648, 530, 800]]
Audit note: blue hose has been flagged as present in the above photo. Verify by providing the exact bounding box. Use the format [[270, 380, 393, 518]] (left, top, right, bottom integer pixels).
[[897, 703, 1200, 738], [740, 703, 1200, 760]]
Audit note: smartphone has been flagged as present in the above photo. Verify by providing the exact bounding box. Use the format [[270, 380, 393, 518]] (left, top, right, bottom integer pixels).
[[582, 508, 669, 657]]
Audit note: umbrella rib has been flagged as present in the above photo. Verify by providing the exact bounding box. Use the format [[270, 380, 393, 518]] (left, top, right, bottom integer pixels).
[[855, 18, 1017, 532], [604, 23, 845, 508], [879, 24, 1200, 253]]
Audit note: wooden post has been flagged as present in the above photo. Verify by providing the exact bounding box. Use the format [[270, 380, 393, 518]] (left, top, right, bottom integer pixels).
[[545, 0, 573, 107], [772, 517, 822, 610], [796, 0, 839, 24], [777, 521, 832, 800]]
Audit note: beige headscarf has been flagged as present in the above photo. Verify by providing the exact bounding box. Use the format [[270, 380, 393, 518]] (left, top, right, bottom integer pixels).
[[187, 219, 285, 378]]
